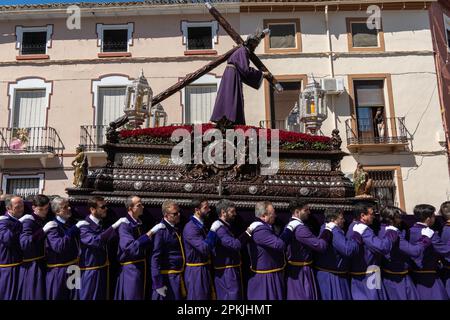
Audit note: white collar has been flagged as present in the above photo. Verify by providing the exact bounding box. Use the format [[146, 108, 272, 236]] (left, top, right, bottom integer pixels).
[[56, 216, 67, 224], [193, 215, 204, 226], [89, 214, 100, 225], [7, 212, 18, 221], [164, 218, 175, 228], [292, 216, 304, 224], [417, 222, 428, 227]]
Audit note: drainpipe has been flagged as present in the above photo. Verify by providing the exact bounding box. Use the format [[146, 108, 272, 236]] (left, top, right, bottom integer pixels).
[[325, 5, 338, 130]]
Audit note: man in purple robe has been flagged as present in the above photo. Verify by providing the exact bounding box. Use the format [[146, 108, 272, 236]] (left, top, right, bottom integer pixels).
[[409, 204, 450, 300], [210, 35, 270, 125], [208, 199, 250, 300], [183, 198, 216, 300], [45, 197, 83, 300], [285, 199, 331, 300], [78, 196, 131, 300], [378, 206, 432, 300], [315, 208, 359, 300], [152, 200, 185, 300], [439, 201, 450, 297], [0, 195, 23, 300], [246, 201, 295, 300], [115, 196, 157, 300], [346, 202, 399, 300], [18, 194, 50, 300]]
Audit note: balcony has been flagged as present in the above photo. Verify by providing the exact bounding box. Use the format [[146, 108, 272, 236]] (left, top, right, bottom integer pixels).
[[80, 125, 108, 165], [345, 117, 409, 152], [0, 127, 64, 167]]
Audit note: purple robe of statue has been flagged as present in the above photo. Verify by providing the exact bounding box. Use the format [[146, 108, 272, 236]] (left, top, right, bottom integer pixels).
[[182, 216, 216, 300], [114, 214, 152, 300], [18, 213, 46, 300], [79, 216, 116, 300], [151, 219, 184, 300], [210, 46, 263, 125], [246, 218, 292, 300], [346, 221, 398, 300], [409, 222, 450, 300], [379, 224, 431, 300], [0, 213, 22, 300], [315, 224, 359, 300], [286, 218, 329, 300], [45, 218, 80, 300], [440, 223, 450, 297], [212, 220, 247, 300]]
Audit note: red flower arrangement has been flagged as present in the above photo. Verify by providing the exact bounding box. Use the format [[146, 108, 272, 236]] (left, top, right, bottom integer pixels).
[[119, 124, 332, 150]]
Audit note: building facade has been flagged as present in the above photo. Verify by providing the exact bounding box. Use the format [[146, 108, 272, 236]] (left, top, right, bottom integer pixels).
[[0, 0, 448, 213]]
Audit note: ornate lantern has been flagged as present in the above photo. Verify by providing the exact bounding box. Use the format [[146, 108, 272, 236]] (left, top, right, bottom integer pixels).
[[299, 77, 327, 135], [149, 103, 167, 128], [124, 70, 153, 128]]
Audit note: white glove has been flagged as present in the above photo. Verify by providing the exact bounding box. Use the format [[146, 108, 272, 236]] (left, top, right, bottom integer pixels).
[[150, 222, 166, 234], [19, 214, 35, 223], [43, 221, 58, 233], [286, 219, 302, 231], [421, 227, 434, 239], [247, 221, 264, 234], [210, 220, 224, 232], [76, 220, 90, 228], [353, 223, 368, 235], [156, 286, 167, 297], [325, 222, 337, 231], [385, 225, 399, 232], [112, 217, 130, 229], [0, 215, 9, 221]]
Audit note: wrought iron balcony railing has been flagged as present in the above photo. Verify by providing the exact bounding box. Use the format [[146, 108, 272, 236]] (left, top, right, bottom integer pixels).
[[80, 125, 108, 152], [345, 117, 408, 146], [0, 127, 64, 155]]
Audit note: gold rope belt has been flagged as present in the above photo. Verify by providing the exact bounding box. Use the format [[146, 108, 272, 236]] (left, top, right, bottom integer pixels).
[[0, 261, 22, 268], [250, 265, 285, 274], [23, 255, 45, 263], [80, 261, 110, 271], [382, 269, 409, 275], [314, 265, 348, 275], [186, 260, 211, 267], [120, 259, 146, 266], [349, 269, 380, 276], [214, 263, 241, 270], [288, 260, 313, 267], [47, 258, 79, 268], [411, 270, 437, 274]]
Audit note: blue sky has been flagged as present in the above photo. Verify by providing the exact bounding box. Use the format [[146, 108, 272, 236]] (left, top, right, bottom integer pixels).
[[1, 0, 143, 5]]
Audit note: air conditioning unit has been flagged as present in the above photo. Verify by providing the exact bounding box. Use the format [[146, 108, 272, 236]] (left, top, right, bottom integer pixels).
[[320, 77, 345, 95]]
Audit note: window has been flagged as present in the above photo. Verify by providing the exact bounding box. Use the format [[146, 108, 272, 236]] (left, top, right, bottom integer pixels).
[[346, 18, 384, 51], [267, 79, 303, 130], [364, 167, 405, 210], [1, 174, 44, 198], [444, 14, 450, 50], [15, 25, 53, 57], [8, 78, 52, 128], [264, 19, 301, 54], [354, 80, 386, 143], [96, 23, 134, 56], [181, 21, 218, 53], [182, 74, 220, 124]]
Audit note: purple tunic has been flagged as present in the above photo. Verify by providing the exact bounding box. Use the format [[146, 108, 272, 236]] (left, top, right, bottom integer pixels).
[[45, 219, 80, 300], [247, 219, 291, 300], [379, 224, 430, 300], [212, 219, 245, 300], [0, 214, 22, 300], [440, 223, 450, 297], [315, 224, 359, 300], [210, 46, 263, 125], [409, 223, 450, 300], [182, 216, 215, 300], [18, 213, 46, 300], [286, 219, 329, 300], [79, 216, 116, 300], [346, 221, 398, 300], [114, 214, 152, 300], [151, 219, 185, 300]]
